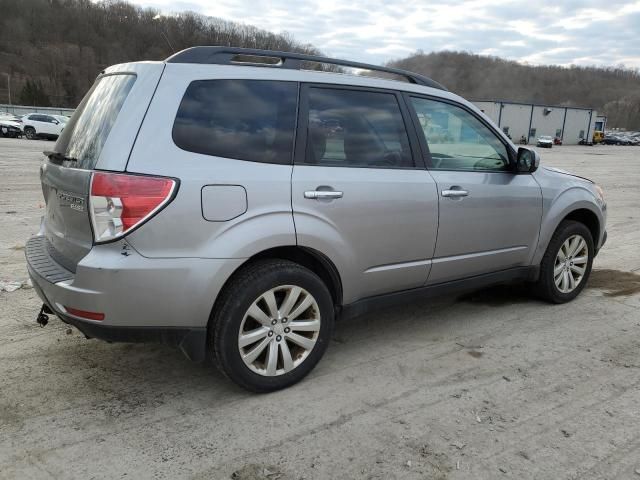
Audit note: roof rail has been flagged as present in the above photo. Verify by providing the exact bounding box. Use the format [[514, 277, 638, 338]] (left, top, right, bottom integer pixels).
[[165, 47, 447, 91]]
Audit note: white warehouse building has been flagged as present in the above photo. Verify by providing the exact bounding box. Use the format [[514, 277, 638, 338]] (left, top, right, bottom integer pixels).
[[473, 100, 604, 145]]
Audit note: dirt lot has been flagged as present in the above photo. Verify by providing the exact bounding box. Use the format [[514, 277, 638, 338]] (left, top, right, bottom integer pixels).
[[1, 138, 639, 479]]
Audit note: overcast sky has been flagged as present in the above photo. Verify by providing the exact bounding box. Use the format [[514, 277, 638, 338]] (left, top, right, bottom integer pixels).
[[131, 0, 640, 68]]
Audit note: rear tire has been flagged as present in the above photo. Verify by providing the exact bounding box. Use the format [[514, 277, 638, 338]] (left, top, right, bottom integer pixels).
[[209, 259, 334, 392], [535, 220, 594, 303], [24, 127, 36, 140]]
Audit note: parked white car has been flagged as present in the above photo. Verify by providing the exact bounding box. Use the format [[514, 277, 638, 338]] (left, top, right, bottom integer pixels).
[[22, 113, 65, 140]]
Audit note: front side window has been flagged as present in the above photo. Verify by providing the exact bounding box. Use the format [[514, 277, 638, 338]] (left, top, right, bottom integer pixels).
[[410, 97, 510, 171], [304, 87, 414, 168], [173, 80, 298, 164]]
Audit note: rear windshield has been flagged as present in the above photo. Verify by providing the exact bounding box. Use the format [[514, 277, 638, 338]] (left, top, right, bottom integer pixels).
[[172, 80, 298, 164], [54, 74, 136, 169]]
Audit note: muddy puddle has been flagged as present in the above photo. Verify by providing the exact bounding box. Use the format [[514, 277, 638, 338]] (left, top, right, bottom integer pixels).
[[587, 269, 640, 297]]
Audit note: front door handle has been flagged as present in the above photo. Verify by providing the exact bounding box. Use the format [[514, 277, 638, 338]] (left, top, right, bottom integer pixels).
[[304, 190, 343, 200], [441, 188, 469, 198]]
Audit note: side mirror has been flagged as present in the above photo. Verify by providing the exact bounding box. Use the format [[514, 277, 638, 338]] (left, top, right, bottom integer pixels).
[[516, 147, 540, 173], [52, 120, 59, 125]]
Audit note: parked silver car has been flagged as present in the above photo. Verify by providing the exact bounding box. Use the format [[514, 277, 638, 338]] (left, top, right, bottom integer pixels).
[[26, 48, 607, 392], [536, 135, 554, 148]]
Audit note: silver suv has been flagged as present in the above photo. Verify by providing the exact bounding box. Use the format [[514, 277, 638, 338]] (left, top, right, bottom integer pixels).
[[26, 47, 607, 392]]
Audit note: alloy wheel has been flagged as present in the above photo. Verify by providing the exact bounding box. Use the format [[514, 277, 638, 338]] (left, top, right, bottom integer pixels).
[[554, 234, 589, 294], [238, 285, 321, 376]]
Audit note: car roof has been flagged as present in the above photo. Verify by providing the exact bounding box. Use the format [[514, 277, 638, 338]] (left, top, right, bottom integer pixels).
[[165, 46, 448, 91]]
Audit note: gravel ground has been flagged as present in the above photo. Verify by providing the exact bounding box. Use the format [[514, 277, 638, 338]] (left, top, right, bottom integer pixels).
[[1, 138, 639, 480]]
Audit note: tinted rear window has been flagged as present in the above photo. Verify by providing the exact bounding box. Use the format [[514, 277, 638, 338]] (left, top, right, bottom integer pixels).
[[172, 80, 298, 164], [54, 74, 136, 169]]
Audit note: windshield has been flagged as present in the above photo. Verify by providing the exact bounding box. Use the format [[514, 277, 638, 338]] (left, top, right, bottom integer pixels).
[[54, 74, 136, 169], [539, 136, 552, 140]]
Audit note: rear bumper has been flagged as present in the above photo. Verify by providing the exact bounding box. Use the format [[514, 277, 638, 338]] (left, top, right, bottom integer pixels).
[[26, 235, 244, 361], [31, 276, 206, 360]]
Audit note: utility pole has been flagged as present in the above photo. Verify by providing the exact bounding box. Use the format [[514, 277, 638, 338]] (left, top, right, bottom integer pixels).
[[3, 73, 10, 106]]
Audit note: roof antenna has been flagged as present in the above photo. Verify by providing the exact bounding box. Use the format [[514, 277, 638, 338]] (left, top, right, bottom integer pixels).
[[153, 14, 175, 54]]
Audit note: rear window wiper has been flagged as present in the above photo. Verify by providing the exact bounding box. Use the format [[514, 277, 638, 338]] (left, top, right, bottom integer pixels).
[[44, 151, 78, 164]]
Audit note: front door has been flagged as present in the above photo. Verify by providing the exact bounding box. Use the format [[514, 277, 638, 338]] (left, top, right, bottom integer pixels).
[[406, 95, 543, 284], [292, 85, 439, 304]]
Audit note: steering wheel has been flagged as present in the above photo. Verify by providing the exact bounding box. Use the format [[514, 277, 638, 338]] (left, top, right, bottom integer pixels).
[[473, 157, 506, 170], [430, 153, 452, 169]]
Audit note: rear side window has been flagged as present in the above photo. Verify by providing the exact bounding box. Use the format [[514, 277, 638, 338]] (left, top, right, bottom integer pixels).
[[304, 87, 414, 168], [173, 80, 298, 164], [54, 74, 136, 169]]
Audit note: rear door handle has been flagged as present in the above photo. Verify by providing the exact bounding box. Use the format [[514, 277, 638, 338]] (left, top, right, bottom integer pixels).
[[441, 189, 468, 198], [304, 190, 343, 199]]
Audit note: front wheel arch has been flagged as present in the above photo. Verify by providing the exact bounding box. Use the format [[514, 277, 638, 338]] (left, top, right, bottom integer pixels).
[[560, 208, 600, 251]]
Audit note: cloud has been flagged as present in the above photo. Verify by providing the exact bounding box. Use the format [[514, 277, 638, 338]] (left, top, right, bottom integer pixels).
[[126, 0, 640, 68]]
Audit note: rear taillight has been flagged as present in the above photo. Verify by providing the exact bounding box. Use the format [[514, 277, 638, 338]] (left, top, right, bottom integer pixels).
[[64, 306, 105, 321], [90, 172, 176, 243]]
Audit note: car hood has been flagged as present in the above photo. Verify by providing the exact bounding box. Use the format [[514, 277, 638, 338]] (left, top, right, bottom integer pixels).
[[543, 166, 593, 184], [0, 119, 21, 128]]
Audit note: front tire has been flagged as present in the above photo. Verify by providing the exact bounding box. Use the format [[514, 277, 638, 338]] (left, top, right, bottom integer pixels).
[[210, 259, 334, 392], [24, 127, 36, 140], [535, 220, 594, 303]]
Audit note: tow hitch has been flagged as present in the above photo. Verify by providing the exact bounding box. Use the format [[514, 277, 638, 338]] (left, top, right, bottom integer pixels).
[[36, 304, 52, 327]]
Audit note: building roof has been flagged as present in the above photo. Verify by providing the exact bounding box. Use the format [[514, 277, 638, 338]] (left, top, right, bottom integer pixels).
[[472, 99, 594, 112]]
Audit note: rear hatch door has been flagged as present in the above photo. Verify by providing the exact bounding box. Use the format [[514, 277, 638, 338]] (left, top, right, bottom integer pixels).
[[41, 63, 164, 272]]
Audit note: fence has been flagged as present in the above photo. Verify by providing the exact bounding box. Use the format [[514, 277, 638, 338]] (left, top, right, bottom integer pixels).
[[0, 104, 75, 117]]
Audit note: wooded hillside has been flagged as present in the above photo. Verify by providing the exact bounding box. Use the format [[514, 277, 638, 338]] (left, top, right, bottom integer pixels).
[[0, 0, 320, 107], [1, 0, 638, 128], [388, 51, 640, 129]]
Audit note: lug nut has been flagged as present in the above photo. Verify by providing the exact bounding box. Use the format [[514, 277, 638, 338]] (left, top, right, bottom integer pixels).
[[284, 327, 290, 333], [282, 317, 288, 323], [268, 331, 274, 337], [276, 335, 282, 342], [271, 319, 277, 325]]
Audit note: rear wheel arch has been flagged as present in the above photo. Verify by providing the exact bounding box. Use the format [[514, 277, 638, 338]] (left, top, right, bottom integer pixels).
[[248, 246, 343, 307], [208, 246, 343, 329]]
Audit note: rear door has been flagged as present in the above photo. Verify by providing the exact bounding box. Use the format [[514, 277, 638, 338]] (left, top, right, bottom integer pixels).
[[30, 115, 47, 134], [291, 85, 439, 304], [406, 95, 542, 284], [36, 115, 54, 135]]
